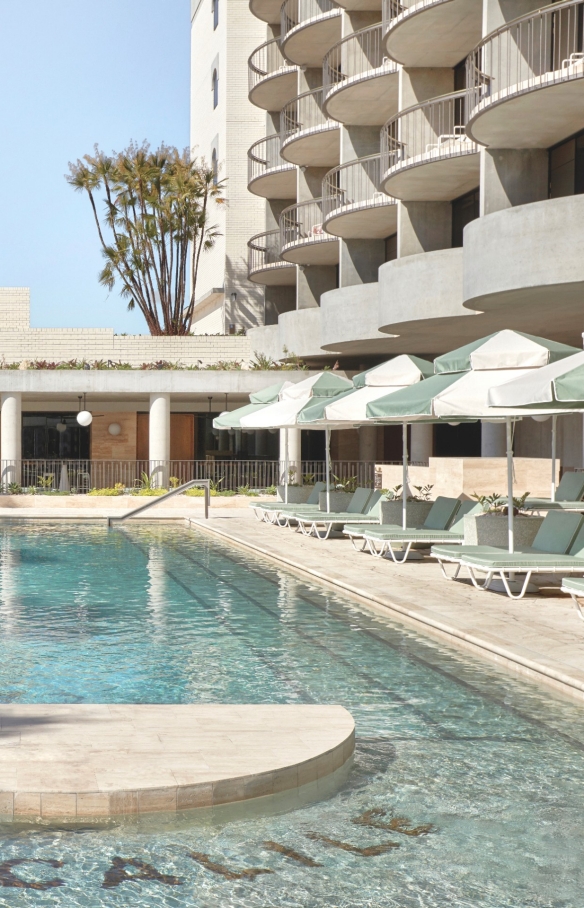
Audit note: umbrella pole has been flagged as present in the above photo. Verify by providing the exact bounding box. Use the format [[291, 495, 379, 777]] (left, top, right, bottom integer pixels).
[[325, 426, 331, 513], [506, 417, 514, 554], [285, 429, 289, 505], [402, 423, 408, 531], [551, 414, 557, 502]]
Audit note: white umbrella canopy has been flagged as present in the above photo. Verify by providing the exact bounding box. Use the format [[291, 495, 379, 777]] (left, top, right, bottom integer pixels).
[[488, 350, 584, 410]]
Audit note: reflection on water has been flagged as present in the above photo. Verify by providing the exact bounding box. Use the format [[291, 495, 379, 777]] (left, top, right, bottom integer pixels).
[[0, 523, 582, 906]]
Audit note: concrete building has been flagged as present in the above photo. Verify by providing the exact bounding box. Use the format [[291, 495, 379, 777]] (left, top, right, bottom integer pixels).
[[242, 0, 584, 467]]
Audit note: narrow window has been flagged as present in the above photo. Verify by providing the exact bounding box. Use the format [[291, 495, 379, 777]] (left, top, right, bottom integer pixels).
[[212, 0, 219, 30], [212, 69, 218, 109], [211, 148, 218, 183]]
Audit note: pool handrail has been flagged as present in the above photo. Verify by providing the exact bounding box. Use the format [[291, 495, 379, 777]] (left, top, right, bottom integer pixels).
[[108, 478, 210, 527]]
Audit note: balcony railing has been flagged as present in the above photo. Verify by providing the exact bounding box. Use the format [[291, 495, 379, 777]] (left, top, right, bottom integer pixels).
[[323, 24, 398, 98], [466, 0, 584, 114], [323, 154, 395, 221], [281, 0, 340, 39], [382, 0, 449, 38], [381, 90, 478, 175], [248, 37, 296, 95], [280, 198, 334, 249], [248, 135, 293, 185], [281, 87, 337, 145], [248, 230, 290, 275], [0, 459, 409, 493]]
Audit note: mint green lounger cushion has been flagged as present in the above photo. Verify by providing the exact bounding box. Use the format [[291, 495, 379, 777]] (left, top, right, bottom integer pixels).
[[422, 497, 461, 530]]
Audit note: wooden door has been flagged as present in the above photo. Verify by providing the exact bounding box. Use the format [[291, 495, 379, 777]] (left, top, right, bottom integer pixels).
[[171, 414, 195, 461], [137, 413, 149, 461]]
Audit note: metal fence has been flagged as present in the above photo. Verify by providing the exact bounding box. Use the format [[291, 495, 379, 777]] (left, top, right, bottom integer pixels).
[[323, 154, 396, 222], [248, 37, 295, 95], [380, 90, 478, 177], [281, 0, 339, 40], [467, 0, 584, 115], [248, 230, 288, 277], [248, 135, 291, 187], [0, 460, 419, 493], [280, 198, 333, 251], [281, 87, 337, 146], [323, 24, 397, 98], [382, 0, 444, 37]]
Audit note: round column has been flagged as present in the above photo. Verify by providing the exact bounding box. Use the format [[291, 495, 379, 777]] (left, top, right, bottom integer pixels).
[[1, 392, 22, 486], [359, 426, 377, 462], [410, 423, 433, 463], [280, 428, 302, 485], [149, 393, 170, 488], [481, 421, 506, 457]]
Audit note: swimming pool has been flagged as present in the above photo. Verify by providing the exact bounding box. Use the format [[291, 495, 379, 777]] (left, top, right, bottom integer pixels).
[[0, 522, 583, 906]]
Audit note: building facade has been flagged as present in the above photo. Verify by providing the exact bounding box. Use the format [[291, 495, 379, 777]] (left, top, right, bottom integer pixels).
[[241, 0, 584, 467]]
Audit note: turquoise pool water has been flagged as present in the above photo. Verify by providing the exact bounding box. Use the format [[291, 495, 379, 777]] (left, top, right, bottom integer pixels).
[[0, 523, 583, 906]]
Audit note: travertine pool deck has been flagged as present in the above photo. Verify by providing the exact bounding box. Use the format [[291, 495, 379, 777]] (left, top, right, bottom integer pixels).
[[189, 510, 584, 703], [0, 705, 354, 822]]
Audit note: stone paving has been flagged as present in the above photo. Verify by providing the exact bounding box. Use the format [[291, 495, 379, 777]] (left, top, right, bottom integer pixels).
[[0, 705, 354, 822], [189, 510, 584, 703]]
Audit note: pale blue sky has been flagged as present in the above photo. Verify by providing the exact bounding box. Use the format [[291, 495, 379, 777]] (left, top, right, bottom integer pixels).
[[0, 1, 190, 332]]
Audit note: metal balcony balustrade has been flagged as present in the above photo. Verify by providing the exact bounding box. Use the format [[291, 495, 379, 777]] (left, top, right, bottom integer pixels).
[[281, 87, 337, 146], [382, 0, 447, 37], [323, 24, 397, 98], [248, 135, 293, 186], [248, 37, 296, 95], [248, 230, 291, 275], [323, 154, 395, 220], [380, 90, 478, 176], [281, 0, 340, 39], [466, 0, 584, 115], [280, 198, 335, 250]]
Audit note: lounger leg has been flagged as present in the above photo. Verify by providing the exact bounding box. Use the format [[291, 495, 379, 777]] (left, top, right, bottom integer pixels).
[[496, 570, 535, 600], [569, 592, 584, 621], [348, 535, 367, 551], [436, 558, 462, 581], [385, 542, 413, 564], [367, 538, 385, 558], [314, 524, 334, 541], [252, 508, 264, 522], [467, 566, 494, 591]]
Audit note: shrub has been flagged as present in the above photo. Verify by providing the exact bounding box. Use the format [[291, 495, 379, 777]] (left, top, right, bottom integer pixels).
[[88, 488, 124, 496]]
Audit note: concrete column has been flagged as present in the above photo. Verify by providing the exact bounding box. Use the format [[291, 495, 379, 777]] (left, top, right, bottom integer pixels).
[[1, 392, 21, 486], [359, 426, 377, 462], [279, 428, 302, 484], [410, 423, 433, 463], [480, 149, 549, 216], [254, 430, 268, 457], [149, 393, 170, 487], [398, 202, 453, 257], [481, 421, 506, 457]]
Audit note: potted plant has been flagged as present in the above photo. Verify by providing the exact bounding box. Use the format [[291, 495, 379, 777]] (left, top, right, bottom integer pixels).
[[464, 492, 544, 546], [380, 484, 434, 525], [277, 467, 311, 504], [319, 474, 358, 512]]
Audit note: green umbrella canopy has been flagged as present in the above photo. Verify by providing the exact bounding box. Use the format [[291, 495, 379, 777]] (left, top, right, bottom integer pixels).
[[366, 372, 462, 420], [434, 330, 580, 375], [297, 386, 356, 425], [213, 381, 285, 430]]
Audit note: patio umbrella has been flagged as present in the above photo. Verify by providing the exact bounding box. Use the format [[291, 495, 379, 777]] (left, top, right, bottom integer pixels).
[[298, 355, 434, 529], [213, 381, 291, 430], [367, 331, 580, 553], [240, 371, 353, 508]]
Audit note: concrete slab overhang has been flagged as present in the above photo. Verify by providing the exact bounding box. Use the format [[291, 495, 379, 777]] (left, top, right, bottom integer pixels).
[[249, 261, 298, 285], [324, 68, 399, 126], [277, 307, 327, 358], [281, 123, 341, 167], [249, 0, 282, 24], [282, 10, 343, 66], [248, 165, 298, 199], [249, 68, 299, 111], [323, 199, 398, 238], [461, 195, 584, 346], [384, 0, 482, 67], [466, 72, 584, 148], [281, 235, 340, 265], [320, 283, 396, 354], [381, 149, 480, 200]]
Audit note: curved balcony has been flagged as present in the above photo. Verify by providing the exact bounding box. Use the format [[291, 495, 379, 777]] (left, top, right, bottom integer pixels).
[[466, 0, 584, 148], [249, 0, 282, 24], [248, 230, 297, 285], [323, 154, 397, 238], [248, 39, 299, 111], [382, 0, 482, 67], [280, 199, 340, 265], [281, 87, 341, 166], [380, 90, 480, 200], [323, 25, 399, 125], [281, 0, 343, 66], [336, 0, 381, 8], [248, 135, 297, 199], [320, 283, 391, 355]]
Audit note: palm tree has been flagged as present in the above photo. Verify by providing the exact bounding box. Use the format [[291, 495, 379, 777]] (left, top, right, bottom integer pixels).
[[67, 142, 225, 335]]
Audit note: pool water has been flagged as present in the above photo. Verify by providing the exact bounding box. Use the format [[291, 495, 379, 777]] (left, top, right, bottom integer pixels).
[[0, 523, 583, 906]]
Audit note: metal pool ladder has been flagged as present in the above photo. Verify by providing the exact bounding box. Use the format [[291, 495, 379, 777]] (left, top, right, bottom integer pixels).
[[108, 479, 211, 527]]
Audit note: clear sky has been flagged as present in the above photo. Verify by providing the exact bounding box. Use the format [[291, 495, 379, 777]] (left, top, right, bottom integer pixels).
[[0, 1, 190, 333]]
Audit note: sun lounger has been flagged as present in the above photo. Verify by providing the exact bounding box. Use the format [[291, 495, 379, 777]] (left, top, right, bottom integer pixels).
[[524, 472, 584, 511], [432, 512, 584, 599], [293, 489, 380, 540], [560, 577, 584, 621], [349, 500, 482, 562], [250, 482, 327, 523]]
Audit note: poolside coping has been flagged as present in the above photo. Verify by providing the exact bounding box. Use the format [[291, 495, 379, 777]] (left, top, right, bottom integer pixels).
[[0, 704, 354, 823]]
